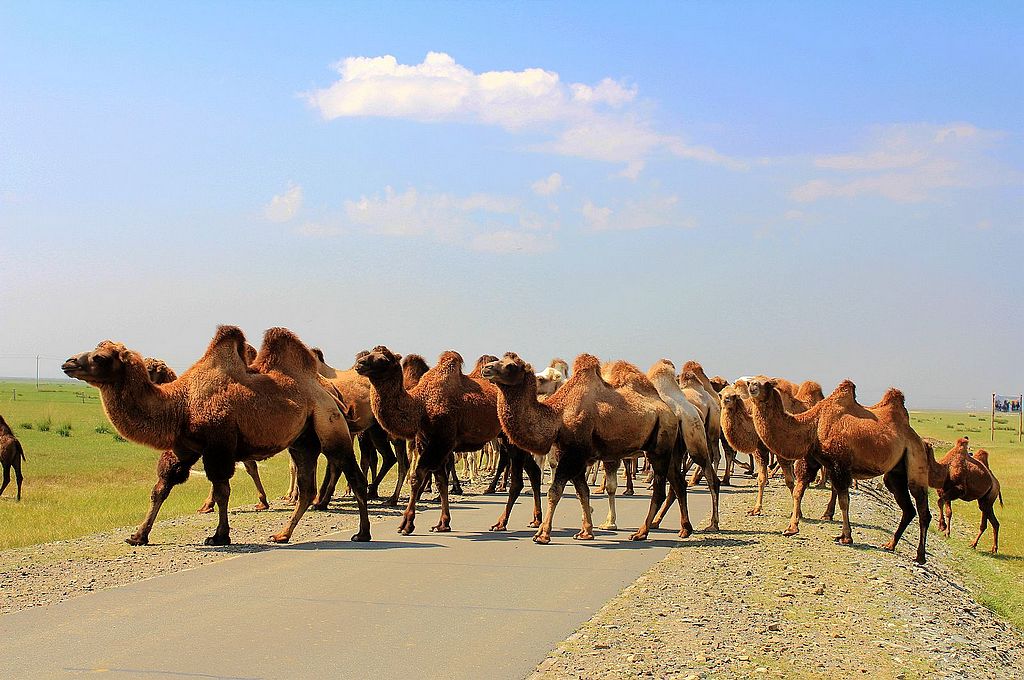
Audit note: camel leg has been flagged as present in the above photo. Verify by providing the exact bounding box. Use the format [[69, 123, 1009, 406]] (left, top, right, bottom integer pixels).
[[367, 429, 397, 500], [688, 465, 703, 487], [721, 440, 736, 485], [748, 447, 768, 516], [431, 460, 453, 532], [127, 450, 196, 546], [13, 457, 23, 502], [909, 481, 931, 564], [936, 495, 949, 535], [650, 484, 674, 528], [398, 464, 430, 536], [599, 460, 619, 530], [785, 457, 819, 536], [270, 448, 316, 543], [535, 454, 583, 544], [702, 455, 722, 532], [880, 466, 916, 552], [943, 499, 953, 537], [834, 485, 853, 545], [330, 441, 372, 542], [0, 463, 9, 497], [449, 456, 463, 495], [204, 479, 232, 546], [284, 457, 299, 504], [197, 486, 216, 514], [523, 450, 543, 528], [633, 456, 673, 540], [972, 496, 998, 554], [244, 460, 269, 510], [312, 458, 341, 510], [570, 472, 595, 540], [491, 446, 526, 531], [385, 439, 409, 506], [779, 459, 796, 491], [357, 431, 379, 498], [484, 446, 510, 494], [822, 485, 838, 521], [623, 458, 635, 496]]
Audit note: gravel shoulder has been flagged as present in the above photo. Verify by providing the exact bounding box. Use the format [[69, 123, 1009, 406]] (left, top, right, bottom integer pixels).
[[530, 476, 1024, 680]]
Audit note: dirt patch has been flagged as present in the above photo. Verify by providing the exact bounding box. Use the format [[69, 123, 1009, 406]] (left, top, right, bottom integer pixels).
[[530, 476, 1023, 679]]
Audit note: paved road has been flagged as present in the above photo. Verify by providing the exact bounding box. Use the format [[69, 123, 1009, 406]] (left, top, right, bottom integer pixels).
[[0, 485, 712, 680]]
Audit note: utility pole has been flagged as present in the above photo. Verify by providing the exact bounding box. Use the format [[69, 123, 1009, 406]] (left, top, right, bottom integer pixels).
[[36, 355, 40, 390]]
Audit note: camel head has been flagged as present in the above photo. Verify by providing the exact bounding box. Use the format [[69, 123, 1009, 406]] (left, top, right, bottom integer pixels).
[[354, 345, 402, 378], [745, 376, 778, 403], [719, 385, 744, 410], [549, 358, 570, 380], [535, 366, 565, 396], [143, 358, 178, 385], [480, 352, 532, 386], [471, 354, 500, 376], [63, 341, 143, 386], [955, 436, 970, 454], [709, 375, 729, 393]]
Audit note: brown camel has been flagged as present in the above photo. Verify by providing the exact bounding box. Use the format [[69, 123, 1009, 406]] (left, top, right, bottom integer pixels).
[[747, 377, 932, 563], [308, 348, 410, 506], [0, 415, 26, 501], [481, 353, 688, 543], [679, 366, 739, 484], [143, 356, 270, 514], [63, 326, 371, 546], [355, 346, 501, 534], [929, 436, 1002, 553]]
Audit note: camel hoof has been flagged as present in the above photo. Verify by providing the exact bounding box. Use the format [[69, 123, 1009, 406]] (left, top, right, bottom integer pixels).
[[125, 535, 148, 547], [704, 523, 720, 532], [382, 498, 400, 507], [629, 532, 648, 541], [649, 521, 661, 529], [196, 505, 214, 514], [834, 535, 853, 545], [311, 502, 329, 512], [269, 533, 289, 544], [622, 489, 635, 497], [573, 531, 594, 540], [399, 526, 414, 536], [821, 514, 835, 521], [254, 502, 270, 511], [598, 523, 617, 531], [914, 555, 927, 565], [528, 520, 541, 528], [451, 487, 464, 496], [430, 524, 452, 533], [490, 523, 507, 531], [351, 531, 371, 542], [721, 478, 731, 486], [204, 534, 230, 546], [533, 534, 551, 545], [782, 527, 799, 537], [990, 547, 998, 555], [678, 524, 693, 539], [747, 508, 762, 516]]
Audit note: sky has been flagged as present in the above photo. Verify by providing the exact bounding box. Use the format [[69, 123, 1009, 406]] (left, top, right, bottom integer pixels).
[[1, 2, 1022, 409]]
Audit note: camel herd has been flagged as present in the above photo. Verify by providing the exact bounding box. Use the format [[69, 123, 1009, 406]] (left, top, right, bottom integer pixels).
[[43, 325, 1005, 563]]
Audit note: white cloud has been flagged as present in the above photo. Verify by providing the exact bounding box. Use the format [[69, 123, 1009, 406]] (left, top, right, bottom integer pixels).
[[294, 222, 341, 238], [581, 195, 693, 231], [307, 52, 744, 177], [531, 172, 563, 196], [792, 123, 1017, 203], [338, 185, 556, 254], [264, 184, 303, 222]]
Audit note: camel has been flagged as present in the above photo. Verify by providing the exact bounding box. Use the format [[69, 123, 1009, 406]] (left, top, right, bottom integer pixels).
[[746, 377, 932, 563], [679, 367, 733, 483], [308, 348, 409, 506], [143, 356, 270, 514], [481, 353, 688, 543], [355, 346, 501, 534], [645, 359, 720, 531], [0, 415, 26, 501], [929, 437, 1002, 553], [63, 326, 371, 546]]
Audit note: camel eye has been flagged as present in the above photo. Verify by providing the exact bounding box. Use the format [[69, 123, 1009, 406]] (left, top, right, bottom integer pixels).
[[94, 354, 111, 365]]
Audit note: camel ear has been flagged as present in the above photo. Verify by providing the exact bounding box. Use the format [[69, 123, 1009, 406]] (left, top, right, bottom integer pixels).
[[117, 346, 135, 365], [765, 378, 778, 388]]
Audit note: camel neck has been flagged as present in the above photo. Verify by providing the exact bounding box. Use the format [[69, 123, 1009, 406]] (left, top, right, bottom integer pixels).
[[494, 376, 560, 455], [368, 368, 423, 440], [749, 389, 817, 459], [927, 445, 950, 488], [99, 367, 183, 450]]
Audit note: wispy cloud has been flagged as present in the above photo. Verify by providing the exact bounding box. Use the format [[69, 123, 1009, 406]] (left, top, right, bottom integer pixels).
[[581, 194, 694, 231], [791, 123, 1018, 203], [306, 52, 744, 177], [264, 183, 303, 222], [531, 172, 563, 196]]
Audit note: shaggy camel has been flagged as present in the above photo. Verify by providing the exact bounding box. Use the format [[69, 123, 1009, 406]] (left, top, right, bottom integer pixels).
[[645, 359, 720, 531], [929, 436, 1002, 553], [63, 326, 371, 546], [679, 368, 731, 483], [308, 348, 410, 506], [143, 356, 270, 514], [0, 415, 26, 501], [481, 353, 688, 543], [747, 377, 932, 563], [355, 346, 501, 534]]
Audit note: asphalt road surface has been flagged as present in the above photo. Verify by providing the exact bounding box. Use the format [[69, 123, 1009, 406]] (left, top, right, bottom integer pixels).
[[0, 485, 712, 679]]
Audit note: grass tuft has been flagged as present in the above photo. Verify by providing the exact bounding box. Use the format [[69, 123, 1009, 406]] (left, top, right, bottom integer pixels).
[[36, 416, 52, 432], [56, 423, 72, 437]]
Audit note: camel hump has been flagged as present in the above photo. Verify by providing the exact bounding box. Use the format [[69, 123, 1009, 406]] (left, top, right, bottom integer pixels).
[[682, 360, 706, 378], [830, 379, 857, 401], [647, 359, 675, 381], [797, 380, 824, 404], [602, 360, 657, 394], [253, 327, 316, 374], [878, 388, 906, 411], [573, 353, 601, 374], [974, 449, 991, 468], [143, 358, 178, 385], [206, 325, 247, 357], [436, 351, 464, 372]]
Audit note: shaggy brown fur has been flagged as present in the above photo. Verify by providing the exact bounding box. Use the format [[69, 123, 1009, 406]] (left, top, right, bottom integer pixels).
[[402, 354, 430, 391], [747, 377, 932, 563], [709, 375, 729, 393], [355, 347, 501, 534], [681, 362, 743, 484], [63, 326, 371, 546], [310, 348, 410, 506], [144, 356, 269, 514], [0, 415, 26, 501], [929, 437, 1002, 553], [481, 353, 688, 543]]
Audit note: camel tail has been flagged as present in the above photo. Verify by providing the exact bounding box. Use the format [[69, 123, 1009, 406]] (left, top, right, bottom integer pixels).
[[15, 440, 25, 462]]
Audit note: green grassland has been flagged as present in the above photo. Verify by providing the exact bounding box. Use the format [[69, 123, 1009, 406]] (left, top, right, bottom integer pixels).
[[909, 410, 1023, 629], [0, 381, 298, 551]]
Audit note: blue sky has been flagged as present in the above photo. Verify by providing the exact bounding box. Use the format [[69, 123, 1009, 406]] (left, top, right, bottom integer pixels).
[[1, 2, 1021, 408]]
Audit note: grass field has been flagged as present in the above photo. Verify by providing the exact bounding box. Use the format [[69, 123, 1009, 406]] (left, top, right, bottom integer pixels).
[[1, 382, 1020, 628], [909, 410, 1023, 630]]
